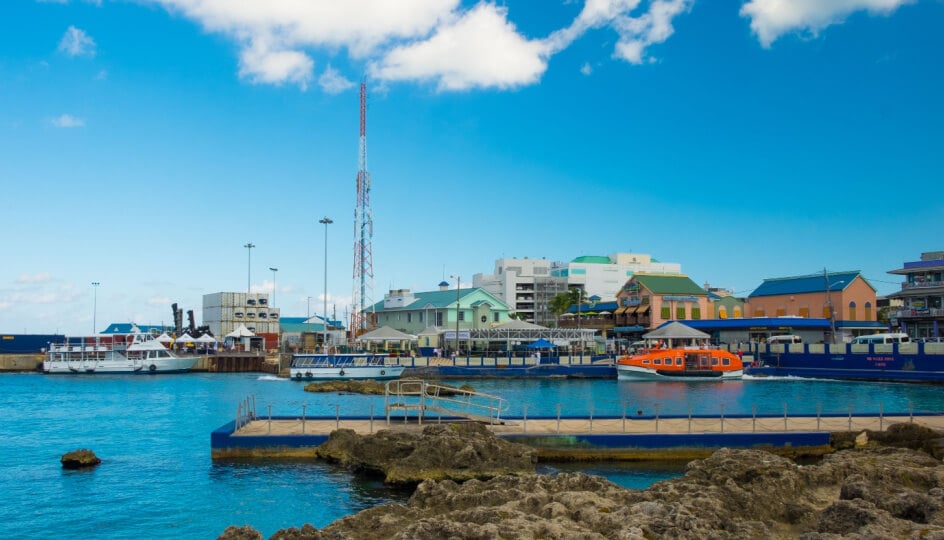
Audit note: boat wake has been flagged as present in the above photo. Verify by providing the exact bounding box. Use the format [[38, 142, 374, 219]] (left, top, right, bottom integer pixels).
[[256, 375, 287, 382]]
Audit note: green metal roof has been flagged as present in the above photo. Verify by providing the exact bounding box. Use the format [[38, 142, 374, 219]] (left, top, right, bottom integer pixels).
[[633, 274, 706, 295], [368, 287, 506, 312], [572, 255, 611, 264]]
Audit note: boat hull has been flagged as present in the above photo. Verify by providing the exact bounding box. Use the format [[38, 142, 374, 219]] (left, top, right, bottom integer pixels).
[[290, 365, 405, 380], [290, 353, 404, 380], [617, 364, 743, 381], [746, 342, 944, 382], [44, 356, 198, 374]]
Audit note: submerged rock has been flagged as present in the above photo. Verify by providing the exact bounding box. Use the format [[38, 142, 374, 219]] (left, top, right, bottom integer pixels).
[[315, 422, 537, 484], [60, 449, 101, 469]]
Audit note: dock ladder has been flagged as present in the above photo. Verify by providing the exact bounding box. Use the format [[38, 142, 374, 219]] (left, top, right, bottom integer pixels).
[[384, 380, 508, 425]]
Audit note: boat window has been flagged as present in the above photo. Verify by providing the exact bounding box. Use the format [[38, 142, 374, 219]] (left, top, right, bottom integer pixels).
[[722, 358, 730, 366], [676, 357, 683, 366], [641, 359, 649, 365], [653, 358, 661, 365], [663, 357, 671, 365], [712, 357, 719, 366], [700, 356, 709, 367]]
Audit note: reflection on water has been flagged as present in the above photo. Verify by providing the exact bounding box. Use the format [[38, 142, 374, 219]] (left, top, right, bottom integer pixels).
[[539, 461, 686, 491]]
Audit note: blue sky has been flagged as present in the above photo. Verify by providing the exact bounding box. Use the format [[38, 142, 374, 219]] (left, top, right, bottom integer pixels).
[[1, 0, 941, 335]]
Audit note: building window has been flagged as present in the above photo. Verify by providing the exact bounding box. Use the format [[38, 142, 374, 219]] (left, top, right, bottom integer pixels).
[[458, 311, 465, 322], [692, 307, 701, 320], [407, 313, 412, 323], [493, 313, 500, 322], [865, 301, 872, 320], [776, 306, 786, 317], [676, 306, 686, 319], [848, 301, 857, 321], [436, 312, 443, 326], [823, 305, 832, 318], [718, 306, 728, 319], [419, 312, 424, 322], [799, 306, 810, 318], [661, 306, 671, 319], [733, 307, 742, 318], [754, 307, 765, 317]]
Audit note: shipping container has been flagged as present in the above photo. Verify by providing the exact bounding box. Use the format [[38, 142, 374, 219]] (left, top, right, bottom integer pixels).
[[0, 334, 64, 354]]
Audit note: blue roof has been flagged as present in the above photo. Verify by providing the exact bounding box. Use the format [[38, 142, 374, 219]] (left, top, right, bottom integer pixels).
[[749, 271, 865, 297], [668, 318, 831, 330], [567, 300, 618, 314], [100, 323, 171, 334]]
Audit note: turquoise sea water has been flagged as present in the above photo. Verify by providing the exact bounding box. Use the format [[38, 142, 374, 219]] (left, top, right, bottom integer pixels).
[[3, 373, 943, 538]]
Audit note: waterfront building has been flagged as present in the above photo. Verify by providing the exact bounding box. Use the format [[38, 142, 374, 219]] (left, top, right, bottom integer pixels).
[[472, 257, 567, 326], [745, 271, 883, 343], [366, 282, 513, 353], [613, 273, 709, 338], [473, 253, 681, 325], [887, 250, 944, 339]]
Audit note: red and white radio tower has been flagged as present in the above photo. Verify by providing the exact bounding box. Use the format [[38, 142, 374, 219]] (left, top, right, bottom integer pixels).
[[351, 81, 374, 335]]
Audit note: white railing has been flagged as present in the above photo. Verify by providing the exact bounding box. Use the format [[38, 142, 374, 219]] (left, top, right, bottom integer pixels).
[[384, 379, 508, 425]]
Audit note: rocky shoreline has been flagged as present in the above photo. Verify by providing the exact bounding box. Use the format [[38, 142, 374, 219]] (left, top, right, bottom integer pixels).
[[219, 422, 944, 539]]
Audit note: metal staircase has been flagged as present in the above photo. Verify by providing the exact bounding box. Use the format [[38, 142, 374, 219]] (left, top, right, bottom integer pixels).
[[384, 379, 508, 425]]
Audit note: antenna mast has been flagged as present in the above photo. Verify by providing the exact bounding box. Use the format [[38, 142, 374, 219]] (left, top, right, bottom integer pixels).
[[351, 81, 374, 335]]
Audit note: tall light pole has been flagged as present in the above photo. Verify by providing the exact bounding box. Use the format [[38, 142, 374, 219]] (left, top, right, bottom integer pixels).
[[268, 267, 278, 305], [451, 275, 461, 356], [243, 242, 255, 297], [306, 296, 312, 350], [269, 267, 278, 351], [91, 281, 100, 334], [319, 217, 332, 352]]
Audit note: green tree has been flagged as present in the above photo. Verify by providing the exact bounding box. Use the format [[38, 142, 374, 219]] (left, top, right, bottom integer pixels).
[[549, 287, 586, 317]]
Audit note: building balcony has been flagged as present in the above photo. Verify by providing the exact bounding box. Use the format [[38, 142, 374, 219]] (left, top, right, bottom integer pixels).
[[894, 308, 944, 319], [902, 281, 944, 290]]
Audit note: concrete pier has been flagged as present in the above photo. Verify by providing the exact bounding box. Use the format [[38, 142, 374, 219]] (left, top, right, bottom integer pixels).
[[211, 412, 944, 460]]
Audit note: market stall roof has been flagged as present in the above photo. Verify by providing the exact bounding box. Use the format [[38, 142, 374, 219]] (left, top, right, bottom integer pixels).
[[526, 338, 556, 349], [176, 332, 195, 343], [155, 332, 174, 343], [355, 325, 417, 342], [643, 321, 709, 340], [225, 324, 256, 338], [194, 333, 217, 344]]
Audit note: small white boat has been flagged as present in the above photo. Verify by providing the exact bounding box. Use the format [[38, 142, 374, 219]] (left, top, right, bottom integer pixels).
[[44, 332, 198, 374], [290, 353, 405, 380]]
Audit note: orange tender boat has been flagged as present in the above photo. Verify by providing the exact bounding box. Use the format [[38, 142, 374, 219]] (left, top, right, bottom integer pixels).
[[616, 347, 743, 381]]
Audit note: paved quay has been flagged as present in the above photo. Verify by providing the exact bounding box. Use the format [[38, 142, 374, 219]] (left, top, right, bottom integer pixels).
[[212, 413, 944, 460]]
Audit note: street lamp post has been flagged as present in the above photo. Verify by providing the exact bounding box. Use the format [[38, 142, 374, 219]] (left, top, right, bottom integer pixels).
[[319, 217, 332, 352], [91, 282, 100, 334], [269, 267, 278, 351], [269, 267, 278, 306], [306, 296, 312, 351], [451, 275, 461, 356], [244, 242, 255, 297]]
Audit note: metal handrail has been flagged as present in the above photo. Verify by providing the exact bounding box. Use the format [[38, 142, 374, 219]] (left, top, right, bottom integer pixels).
[[385, 379, 508, 425]]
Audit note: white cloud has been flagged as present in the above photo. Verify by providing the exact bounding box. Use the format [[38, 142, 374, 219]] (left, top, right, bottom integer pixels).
[[369, 3, 548, 91], [319, 65, 356, 94], [238, 38, 314, 89], [741, 0, 914, 47], [580, 62, 593, 75], [51, 114, 85, 128], [58, 25, 96, 57], [612, 0, 693, 64], [16, 272, 53, 284]]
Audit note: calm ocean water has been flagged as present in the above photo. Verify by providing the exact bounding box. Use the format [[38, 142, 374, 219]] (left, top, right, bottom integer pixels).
[[3, 372, 943, 538]]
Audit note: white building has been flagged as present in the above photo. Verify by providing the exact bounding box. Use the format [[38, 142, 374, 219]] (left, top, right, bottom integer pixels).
[[473, 253, 681, 324]]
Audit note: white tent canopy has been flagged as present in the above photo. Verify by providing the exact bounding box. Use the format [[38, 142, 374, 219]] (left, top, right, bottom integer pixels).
[[225, 324, 256, 338], [176, 332, 195, 342], [355, 326, 417, 342], [194, 333, 217, 344], [155, 332, 174, 343]]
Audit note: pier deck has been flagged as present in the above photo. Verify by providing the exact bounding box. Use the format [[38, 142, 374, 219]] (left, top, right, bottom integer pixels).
[[211, 413, 944, 460]]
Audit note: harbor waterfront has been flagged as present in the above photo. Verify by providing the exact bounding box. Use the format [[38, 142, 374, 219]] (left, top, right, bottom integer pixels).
[[5, 373, 944, 538]]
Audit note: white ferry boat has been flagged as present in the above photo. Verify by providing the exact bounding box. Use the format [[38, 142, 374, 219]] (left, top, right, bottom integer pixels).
[[44, 331, 198, 374], [290, 353, 404, 380]]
